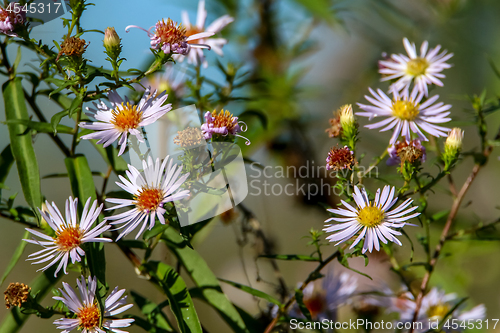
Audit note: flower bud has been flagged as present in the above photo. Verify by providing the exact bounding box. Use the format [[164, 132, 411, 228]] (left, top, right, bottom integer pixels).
[[338, 104, 358, 150], [443, 128, 463, 171], [339, 104, 355, 129], [104, 27, 122, 59], [445, 128, 463, 152]]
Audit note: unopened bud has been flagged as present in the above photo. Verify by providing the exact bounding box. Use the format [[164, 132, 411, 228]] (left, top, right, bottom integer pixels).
[[104, 27, 121, 58], [443, 128, 463, 171], [445, 128, 463, 152], [339, 104, 354, 129]]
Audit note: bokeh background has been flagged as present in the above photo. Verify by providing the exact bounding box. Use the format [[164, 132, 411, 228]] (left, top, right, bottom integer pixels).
[[1, 0, 500, 331]]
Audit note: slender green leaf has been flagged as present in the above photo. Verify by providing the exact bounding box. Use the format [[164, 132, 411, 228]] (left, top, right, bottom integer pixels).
[[163, 228, 249, 333], [51, 110, 69, 133], [143, 261, 202, 333], [3, 78, 42, 211], [218, 278, 281, 306], [295, 289, 312, 321], [130, 291, 174, 332], [4, 119, 73, 134]]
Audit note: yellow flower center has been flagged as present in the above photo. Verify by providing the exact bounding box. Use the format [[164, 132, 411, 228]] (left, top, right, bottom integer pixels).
[[134, 187, 164, 213], [426, 303, 450, 320], [211, 109, 238, 132], [78, 304, 101, 330], [406, 57, 429, 76], [55, 226, 83, 251], [391, 100, 419, 121], [357, 206, 385, 227], [185, 26, 203, 44], [111, 102, 142, 132]]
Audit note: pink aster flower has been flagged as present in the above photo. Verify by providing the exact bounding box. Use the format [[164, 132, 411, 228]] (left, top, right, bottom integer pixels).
[[0, 3, 26, 37], [125, 18, 214, 56], [201, 109, 250, 145]]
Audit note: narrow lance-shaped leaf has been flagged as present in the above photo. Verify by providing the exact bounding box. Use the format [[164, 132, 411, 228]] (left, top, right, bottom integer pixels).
[[162, 227, 250, 333], [3, 78, 42, 213], [0, 230, 30, 286], [143, 261, 202, 333]]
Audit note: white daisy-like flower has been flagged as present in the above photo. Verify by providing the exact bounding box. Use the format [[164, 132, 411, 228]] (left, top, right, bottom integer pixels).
[[357, 88, 451, 144], [105, 156, 190, 240], [379, 38, 453, 96], [324, 185, 420, 253], [79, 88, 172, 156], [53, 276, 134, 333], [24, 197, 111, 277], [394, 287, 486, 332], [291, 271, 358, 320], [175, 0, 234, 67]]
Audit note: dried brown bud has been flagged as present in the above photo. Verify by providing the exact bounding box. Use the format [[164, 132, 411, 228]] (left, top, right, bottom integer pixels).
[[57, 36, 88, 60], [325, 111, 342, 138], [173, 127, 204, 148], [4, 282, 30, 309], [219, 208, 238, 225]]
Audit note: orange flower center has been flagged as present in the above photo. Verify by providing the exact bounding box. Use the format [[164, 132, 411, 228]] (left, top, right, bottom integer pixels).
[[211, 110, 238, 132], [304, 294, 326, 319], [155, 19, 187, 45], [134, 187, 164, 212], [78, 304, 100, 329], [55, 226, 83, 251], [111, 102, 142, 132], [185, 26, 203, 44]]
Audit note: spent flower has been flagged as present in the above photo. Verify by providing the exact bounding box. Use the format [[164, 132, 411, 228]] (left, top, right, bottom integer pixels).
[[326, 145, 355, 171], [4, 283, 30, 309]]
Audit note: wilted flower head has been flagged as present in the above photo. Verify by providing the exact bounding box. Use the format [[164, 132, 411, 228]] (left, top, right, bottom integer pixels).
[[57, 36, 88, 61], [4, 283, 30, 309], [176, 0, 234, 67], [0, 3, 26, 37], [387, 139, 426, 166], [174, 127, 204, 147], [201, 109, 250, 145], [125, 18, 214, 56], [325, 110, 342, 138], [326, 146, 355, 171]]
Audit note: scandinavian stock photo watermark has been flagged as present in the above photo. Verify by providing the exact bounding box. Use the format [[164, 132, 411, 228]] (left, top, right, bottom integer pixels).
[[248, 161, 379, 199]]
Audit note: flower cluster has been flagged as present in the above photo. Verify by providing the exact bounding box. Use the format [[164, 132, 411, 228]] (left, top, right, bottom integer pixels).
[[0, 3, 26, 37]]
